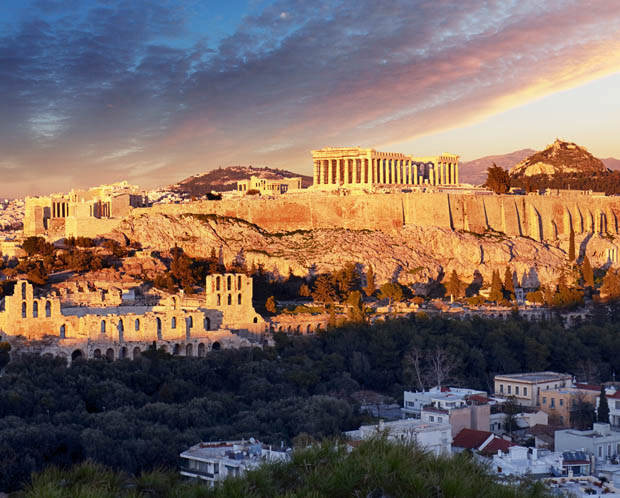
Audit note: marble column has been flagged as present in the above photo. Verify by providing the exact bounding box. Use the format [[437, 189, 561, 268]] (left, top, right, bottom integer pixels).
[[455, 163, 459, 185], [327, 160, 333, 185], [344, 159, 350, 184], [313, 160, 319, 185], [389, 159, 395, 185], [413, 164, 418, 185]]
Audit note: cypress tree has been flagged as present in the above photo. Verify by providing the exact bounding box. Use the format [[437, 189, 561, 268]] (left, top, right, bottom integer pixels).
[[598, 385, 610, 423], [503, 267, 515, 299], [364, 265, 376, 297], [582, 255, 594, 289], [489, 270, 503, 302], [569, 226, 576, 261]]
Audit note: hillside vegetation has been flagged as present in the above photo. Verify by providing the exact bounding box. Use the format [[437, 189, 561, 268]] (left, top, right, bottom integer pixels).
[[14, 439, 551, 498]]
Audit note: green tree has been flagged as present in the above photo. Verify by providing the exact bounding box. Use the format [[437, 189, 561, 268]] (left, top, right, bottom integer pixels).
[[598, 385, 610, 423], [601, 268, 620, 299], [445, 270, 464, 301], [484, 164, 511, 194], [346, 290, 367, 324], [582, 255, 594, 289], [503, 395, 520, 436], [363, 265, 376, 297], [299, 283, 311, 298], [568, 226, 576, 262], [489, 269, 503, 302], [503, 267, 515, 300], [312, 275, 338, 303], [378, 282, 404, 305]]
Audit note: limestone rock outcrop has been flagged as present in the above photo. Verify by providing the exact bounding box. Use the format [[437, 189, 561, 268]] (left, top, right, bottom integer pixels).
[[510, 139, 606, 177], [110, 212, 617, 293]]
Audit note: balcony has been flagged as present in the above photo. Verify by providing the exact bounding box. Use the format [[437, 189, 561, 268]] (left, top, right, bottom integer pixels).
[[179, 465, 216, 479]]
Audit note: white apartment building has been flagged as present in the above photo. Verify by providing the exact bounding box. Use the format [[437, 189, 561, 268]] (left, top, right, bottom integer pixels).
[[492, 446, 563, 478], [179, 439, 289, 483], [493, 372, 572, 407], [402, 386, 486, 418], [555, 423, 620, 470], [345, 419, 452, 455]]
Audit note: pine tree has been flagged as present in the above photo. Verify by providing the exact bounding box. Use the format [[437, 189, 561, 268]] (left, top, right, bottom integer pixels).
[[582, 255, 594, 288], [569, 225, 576, 262], [598, 385, 610, 423], [363, 265, 376, 297], [489, 269, 503, 302], [312, 275, 338, 303], [601, 269, 620, 299]]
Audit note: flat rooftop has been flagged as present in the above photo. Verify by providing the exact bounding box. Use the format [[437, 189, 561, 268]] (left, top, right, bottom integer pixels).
[[495, 372, 571, 383]]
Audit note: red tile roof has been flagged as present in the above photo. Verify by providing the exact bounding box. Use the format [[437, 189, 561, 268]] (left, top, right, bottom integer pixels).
[[468, 394, 490, 404], [575, 383, 602, 392], [452, 429, 492, 449], [479, 437, 516, 456]]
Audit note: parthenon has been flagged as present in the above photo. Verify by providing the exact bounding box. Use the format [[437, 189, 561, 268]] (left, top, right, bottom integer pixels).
[[311, 147, 459, 188]]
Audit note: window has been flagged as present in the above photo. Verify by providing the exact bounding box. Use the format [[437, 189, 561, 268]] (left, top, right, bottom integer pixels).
[[559, 399, 564, 407], [524, 387, 528, 396], [237, 293, 241, 305], [227, 275, 232, 290], [22, 301, 26, 318], [171, 317, 176, 329], [217, 294, 221, 306], [237, 275, 242, 289], [500, 384, 504, 393], [227, 294, 232, 306], [543, 397, 547, 404], [507, 385, 512, 394], [216, 276, 220, 291], [599, 446, 603, 457], [437, 417, 443, 423], [101, 320, 106, 333], [616, 401, 620, 410], [135, 319, 140, 331], [515, 386, 519, 395], [32, 301, 38, 318], [429, 416, 434, 422], [45, 301, 51, 317], [550, 398, 555, 408]]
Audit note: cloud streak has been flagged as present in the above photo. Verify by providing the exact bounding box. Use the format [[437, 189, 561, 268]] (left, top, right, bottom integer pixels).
[[1, 0, 620, 196]]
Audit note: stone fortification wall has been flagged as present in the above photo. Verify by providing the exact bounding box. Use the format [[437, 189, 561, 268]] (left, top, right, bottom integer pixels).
[[133, 192, 620, 241]]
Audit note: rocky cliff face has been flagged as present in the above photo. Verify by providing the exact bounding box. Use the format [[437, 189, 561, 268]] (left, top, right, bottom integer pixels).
[[510, 139, 606, 177], [111, 212, 619, 293]]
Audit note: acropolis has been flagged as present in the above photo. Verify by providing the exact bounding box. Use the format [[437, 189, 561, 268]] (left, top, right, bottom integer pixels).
[[311, 147, 459, 188]]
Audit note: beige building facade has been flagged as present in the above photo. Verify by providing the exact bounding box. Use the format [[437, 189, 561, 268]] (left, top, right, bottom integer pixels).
[[237, 176, 302, 195], [494, 372, 573, 407], [24, 181, 147, 240], [0, 274, 265, 362], [311, 147, 459, 188]]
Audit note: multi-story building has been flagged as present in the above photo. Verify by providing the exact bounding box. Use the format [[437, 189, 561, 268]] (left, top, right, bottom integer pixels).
[[606, 392, 620, 428], [237, 176, 302, 195], [555, 423, 620, 470], [540, 384, 603, 426], [402, 387, 486, 417], [493, 372, 572, 407], [345, 419, 452, 455], [179, 439, 289, 483], [491, 446, 564, 478]]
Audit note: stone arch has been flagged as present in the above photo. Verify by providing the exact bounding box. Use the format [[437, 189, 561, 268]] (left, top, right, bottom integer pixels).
[[101, 320, 106, 334], [198, 343, 206, 357], [135, 318, 140, 331], [45, 300, 51, 317], [316, 324, 322, 332], [173, 343, 181, 355], [216, 276, 221, 291], [106, 348, 115, 360], [307, 324, 312, 333], [60, 324, 66, 339], [186, 343, 193, 357], [132, 347, 141, 359], [32, 301, 38, 318], [22, 301, 26, 318], [119, 346, 128, 360], [296, 325, 301, 333], [185, 317, 192, 339], [156, 317, 162, 340], [217, 294, 221, 306], [117, 319, 124, 342], [237, 293, 242, 305], [227, 275, 232, 290], [171, 316, 177, 329], [71, 349, 84, 362], [227, 294, 232, 306], [172, 296, 178, 309], [237, 275, 242, 289], [93, 348, 102, 359], [204, 317, 211, 331], [21, 282, 26, 296], [211, 341, 221, 351]]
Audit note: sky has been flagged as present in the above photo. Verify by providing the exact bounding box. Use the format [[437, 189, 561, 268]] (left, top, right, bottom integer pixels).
[[2, 0, 620, 197]]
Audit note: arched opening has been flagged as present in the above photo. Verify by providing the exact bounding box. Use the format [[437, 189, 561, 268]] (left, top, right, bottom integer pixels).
[[117, 320, 124, 342], [93, 348, 102, 359], [71, 349, 83, 362], [173, 343, 181, 355], [119, 346, 128, 360], [216, 276, 221, 291], [135, 318, 140, 331], [32, 301, 38, 318], [186, 343, 193, 357], [227, 275, 232, 290], [253, 316, 258, 323], [171, 316, 176, 329], [307, 324, 312, 333], [187, 316, 193, 328], [133, 347, 141, 359], [211, 341, 221, 351], [278, 326, 283, 332], [156, 317, 162, 340], [237, 293, 242, 305], [106, 348, 115, 361], [237, 275, 242, 289], [101, 320, 106, 334], [22, 301, 26, 318], [204, 317, 211, 331], [217, 294, 221, 306], [45, 300, 51, 317], [287, 326, 292, 333], [186, 318, 192, 339], [316, 324, 322, 332], [227, 294, 232, 306], [198, 343, 206, 357], [59, 324, 66, 339]]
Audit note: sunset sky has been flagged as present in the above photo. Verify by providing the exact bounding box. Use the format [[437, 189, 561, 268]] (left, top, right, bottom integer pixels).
[[2, 0, 620, 197]]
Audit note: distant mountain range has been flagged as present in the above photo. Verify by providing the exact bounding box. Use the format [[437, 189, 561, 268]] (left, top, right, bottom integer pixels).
[[169, 166, 313, 196], [460, 144, 620, 185]]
